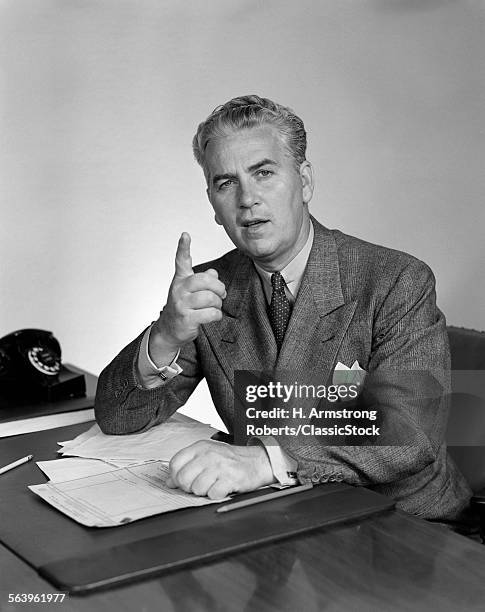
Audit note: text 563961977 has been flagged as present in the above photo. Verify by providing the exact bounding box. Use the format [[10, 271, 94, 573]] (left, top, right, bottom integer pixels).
[[8, 593, 66, 604]]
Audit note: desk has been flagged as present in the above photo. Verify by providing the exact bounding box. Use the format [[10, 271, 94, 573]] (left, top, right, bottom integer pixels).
[[2, 376, 485, 610], [2, 501, 485, 611]]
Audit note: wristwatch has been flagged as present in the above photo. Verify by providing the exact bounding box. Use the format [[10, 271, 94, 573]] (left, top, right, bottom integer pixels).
[[155, 350, 183, 381]]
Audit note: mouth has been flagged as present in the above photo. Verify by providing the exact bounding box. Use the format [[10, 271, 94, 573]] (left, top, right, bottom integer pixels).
[[240, 219, 269, 228]]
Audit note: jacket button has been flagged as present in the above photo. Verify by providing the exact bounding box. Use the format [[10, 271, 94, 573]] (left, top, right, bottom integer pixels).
[[329, 475, 336, 482], [336, 474, 344, 482], [311, 473, 321, 483], [319, 474, 329, 483]]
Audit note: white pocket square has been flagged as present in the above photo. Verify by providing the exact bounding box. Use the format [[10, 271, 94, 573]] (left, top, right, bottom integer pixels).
[[333, 361, 366, 386]]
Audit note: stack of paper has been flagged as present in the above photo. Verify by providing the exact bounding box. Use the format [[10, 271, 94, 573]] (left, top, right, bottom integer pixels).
[[58, 417, 217, 464], [35, 415, 217, 482], [29, 415, 226, 527]]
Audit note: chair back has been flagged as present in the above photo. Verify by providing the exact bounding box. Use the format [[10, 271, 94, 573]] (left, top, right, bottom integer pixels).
[[446, 326, 485, 492]]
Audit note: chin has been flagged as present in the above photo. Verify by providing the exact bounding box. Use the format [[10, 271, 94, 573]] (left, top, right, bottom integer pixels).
[[245, 241, 273, 256], [234, 238, 271, 257]]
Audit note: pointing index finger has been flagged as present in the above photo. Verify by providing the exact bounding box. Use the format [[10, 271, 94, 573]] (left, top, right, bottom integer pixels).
[[174, 232, 194, 279]]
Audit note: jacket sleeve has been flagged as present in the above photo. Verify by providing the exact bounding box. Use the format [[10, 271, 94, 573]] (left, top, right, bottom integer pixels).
[[277, 259, 451, 487], [94, 328, 202, 434]]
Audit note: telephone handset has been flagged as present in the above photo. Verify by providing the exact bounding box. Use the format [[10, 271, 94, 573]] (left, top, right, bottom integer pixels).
[[0, 329, 86, 404]]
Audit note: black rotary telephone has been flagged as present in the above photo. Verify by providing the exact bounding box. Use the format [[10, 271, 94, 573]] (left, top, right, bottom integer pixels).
[[0, 329, 86, 404]]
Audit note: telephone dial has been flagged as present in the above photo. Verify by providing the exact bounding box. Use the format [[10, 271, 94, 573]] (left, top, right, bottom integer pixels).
[[0, 329, 86, 404]]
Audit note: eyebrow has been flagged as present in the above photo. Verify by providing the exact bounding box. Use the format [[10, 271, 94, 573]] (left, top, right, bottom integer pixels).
[[212, 172, 236, 186], [211, 158, 278, 186], [247, 158, 278, 173]]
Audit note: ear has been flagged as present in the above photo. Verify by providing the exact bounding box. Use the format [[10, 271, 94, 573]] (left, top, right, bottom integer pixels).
[[299, 161, 314, 205], [207, 187, 222, 225]]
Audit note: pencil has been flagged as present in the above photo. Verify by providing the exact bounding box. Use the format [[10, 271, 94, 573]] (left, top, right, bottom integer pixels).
[[216, 483, 313, 513], [0, 454, 33, 475]]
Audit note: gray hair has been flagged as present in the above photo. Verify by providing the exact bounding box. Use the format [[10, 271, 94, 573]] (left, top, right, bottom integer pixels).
[[192, 95, 307, 175]]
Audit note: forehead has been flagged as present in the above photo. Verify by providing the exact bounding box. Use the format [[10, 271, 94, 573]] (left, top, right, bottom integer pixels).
[[204, 125, 289, 175]]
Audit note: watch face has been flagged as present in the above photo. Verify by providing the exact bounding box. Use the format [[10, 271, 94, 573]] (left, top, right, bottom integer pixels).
[[158, 361, 182, 381]]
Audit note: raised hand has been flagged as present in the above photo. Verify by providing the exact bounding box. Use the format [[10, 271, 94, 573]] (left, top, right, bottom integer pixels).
[[150, 233, 227, 364]]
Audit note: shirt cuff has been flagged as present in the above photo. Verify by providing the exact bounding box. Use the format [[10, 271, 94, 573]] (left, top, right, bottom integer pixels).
[[136, 324, 183, 389], [248, 436, 298, 486]]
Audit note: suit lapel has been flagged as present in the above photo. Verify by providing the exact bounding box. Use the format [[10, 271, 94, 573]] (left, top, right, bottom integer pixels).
[[202, 255, 278, 381], [277, 218, 357, 383]]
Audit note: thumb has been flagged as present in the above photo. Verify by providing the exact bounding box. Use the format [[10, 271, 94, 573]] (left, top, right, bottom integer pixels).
[[174, 232, 193, 279]]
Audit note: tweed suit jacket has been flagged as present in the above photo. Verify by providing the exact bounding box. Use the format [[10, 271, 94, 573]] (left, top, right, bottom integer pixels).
[[95, 217, 471, 520]]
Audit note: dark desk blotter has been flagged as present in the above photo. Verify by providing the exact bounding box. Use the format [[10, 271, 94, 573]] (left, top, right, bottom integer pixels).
[[0, 423, 395, 595]]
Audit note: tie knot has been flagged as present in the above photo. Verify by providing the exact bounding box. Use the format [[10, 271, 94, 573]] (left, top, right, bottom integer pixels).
[[271, 272, 286, 292]]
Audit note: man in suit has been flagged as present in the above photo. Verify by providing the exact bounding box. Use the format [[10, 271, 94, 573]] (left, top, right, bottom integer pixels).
[[95, 95, 471, 520]]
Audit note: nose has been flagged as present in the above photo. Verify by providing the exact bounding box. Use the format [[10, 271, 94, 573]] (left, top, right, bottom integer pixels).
[[238, 180, 258, 209]]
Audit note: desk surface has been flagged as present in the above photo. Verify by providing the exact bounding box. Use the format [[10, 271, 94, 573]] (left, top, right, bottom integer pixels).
[[2, 372, 485, 611], [2, 505, 485, 611]]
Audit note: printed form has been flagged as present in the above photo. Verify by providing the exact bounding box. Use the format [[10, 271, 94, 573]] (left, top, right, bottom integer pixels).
[[29, 462, 227, 527], [29, 414, 226, 527]]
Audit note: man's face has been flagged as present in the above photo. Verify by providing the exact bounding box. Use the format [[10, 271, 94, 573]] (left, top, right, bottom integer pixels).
[[204, 125, 314, 272]]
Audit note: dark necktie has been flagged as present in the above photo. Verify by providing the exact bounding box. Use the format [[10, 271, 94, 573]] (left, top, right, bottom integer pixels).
[[268, 272, 291, 350]]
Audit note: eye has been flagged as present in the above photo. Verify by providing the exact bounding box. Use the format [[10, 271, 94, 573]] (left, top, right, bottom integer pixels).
[[217, 179, 236, 191], [257, 169, 273, 178]]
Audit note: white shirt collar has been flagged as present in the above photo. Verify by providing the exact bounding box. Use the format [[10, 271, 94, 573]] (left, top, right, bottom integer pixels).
[[254, 219, 315, 304]]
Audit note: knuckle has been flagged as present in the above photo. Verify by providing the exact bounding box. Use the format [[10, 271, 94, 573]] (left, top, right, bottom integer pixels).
[[217, 282, 227, 296], [209, 484, 229, 500], [179, 482, 191, 493], [188, 440, 207, 454], [205, 448, 217, 460], [202, 290, 213, 305], [168, 469, 180, 488], [213, 308, 223, 321], [184, 275, 196, 289], [169, 473, 181, 488], [176, 473, 191, 491], [191, 482, 206, 497]]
